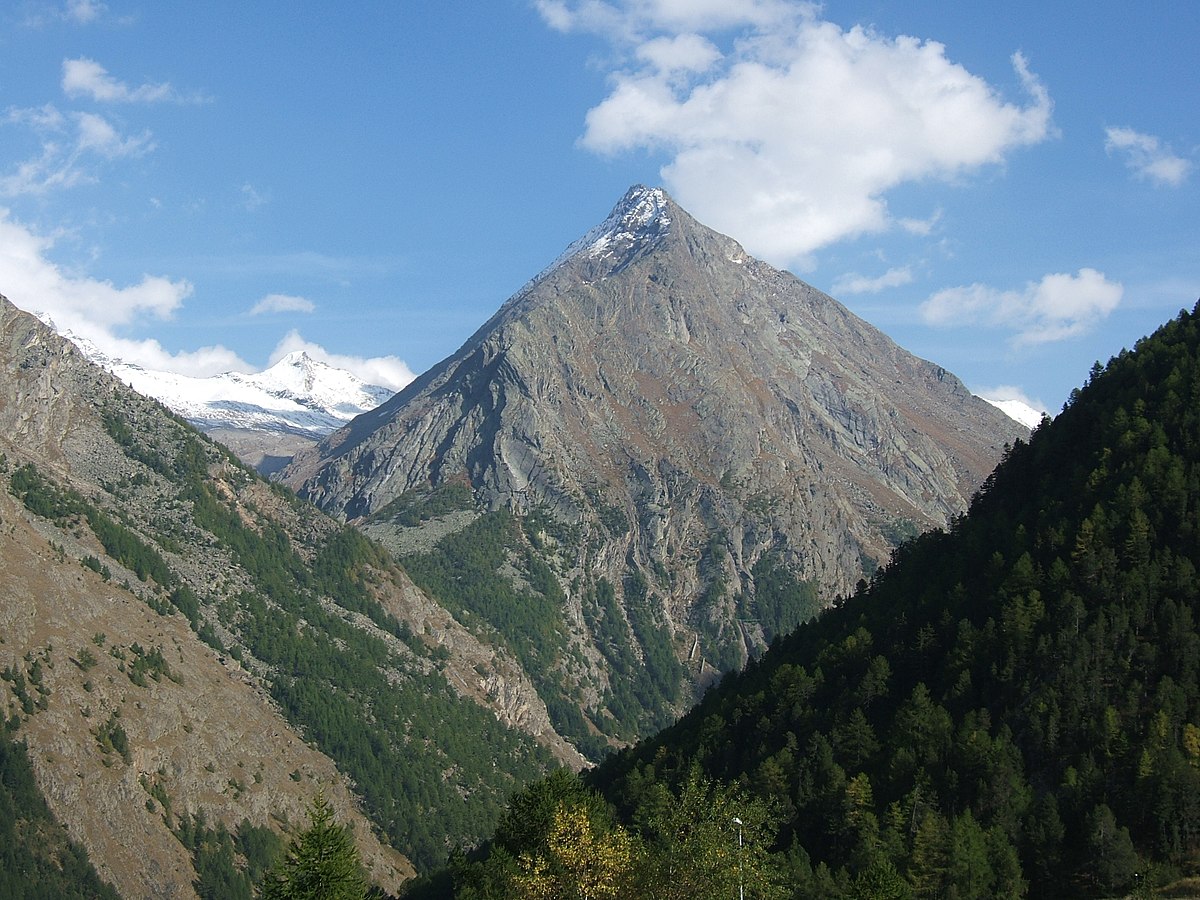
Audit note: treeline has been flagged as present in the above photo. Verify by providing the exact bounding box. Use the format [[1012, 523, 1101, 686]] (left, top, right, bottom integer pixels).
[[416, 303, 1200, 898], [404, 767, 784, 900]]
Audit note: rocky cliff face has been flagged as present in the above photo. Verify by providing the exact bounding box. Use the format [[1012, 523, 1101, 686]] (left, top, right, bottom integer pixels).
[[284, 188, 1026, 681]]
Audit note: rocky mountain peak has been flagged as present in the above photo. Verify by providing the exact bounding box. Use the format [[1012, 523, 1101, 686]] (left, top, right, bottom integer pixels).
[[283, 185, 1027, 651], [583, 184, 672, 261]]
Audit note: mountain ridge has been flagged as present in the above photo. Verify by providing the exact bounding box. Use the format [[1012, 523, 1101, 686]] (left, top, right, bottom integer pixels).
[[282, 185, 1028, 741], [57, 329, 396, 472]]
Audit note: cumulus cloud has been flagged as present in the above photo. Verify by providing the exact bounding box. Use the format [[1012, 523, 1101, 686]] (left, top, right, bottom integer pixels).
[[540, 2, 1053, 267], [920, 268, 1123, 345], [0, 208, 252, 377], [1105, 126, 1192, 187], [832, 266, 913, 296], [250, 293, 316, 316], [269, 330, 415, 392]]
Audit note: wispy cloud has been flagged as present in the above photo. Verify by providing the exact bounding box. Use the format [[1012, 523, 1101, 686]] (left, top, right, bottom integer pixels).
[[250, 293, 316, 316], [920, 268, 1123, 345], [832, 266, 913, 296], [62, 57, 173, 103], [1105, 126, 1191, 187], [269, 330, 414, 391], [1, 106, 152, 196], [64, 0, 106, 24], [539, 2, 1053, 267], [241, 182, 268, 211], [75, 111, 153, 157]]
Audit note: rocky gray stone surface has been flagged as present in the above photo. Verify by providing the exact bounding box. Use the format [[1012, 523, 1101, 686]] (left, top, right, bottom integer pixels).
[[285, 186, 1027, 646]]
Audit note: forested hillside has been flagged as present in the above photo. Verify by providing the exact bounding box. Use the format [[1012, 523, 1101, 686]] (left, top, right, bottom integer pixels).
[[433, 301, 1200, 898]]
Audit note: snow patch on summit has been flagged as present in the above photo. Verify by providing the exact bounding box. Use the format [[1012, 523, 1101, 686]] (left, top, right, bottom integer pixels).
[[586, 186, 670, 259], [511, 187, 673, 302]]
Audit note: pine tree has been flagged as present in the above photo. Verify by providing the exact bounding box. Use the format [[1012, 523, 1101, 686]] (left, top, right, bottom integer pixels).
[[258, 794, 367, 900]]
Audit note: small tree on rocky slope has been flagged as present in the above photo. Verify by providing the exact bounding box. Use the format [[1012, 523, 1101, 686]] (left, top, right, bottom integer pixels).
[[258, 793, 367, 900]]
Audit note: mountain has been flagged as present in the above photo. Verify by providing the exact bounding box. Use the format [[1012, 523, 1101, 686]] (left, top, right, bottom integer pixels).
[[283, 185, 1027, 746], [983, 396, 1048, 430], [443, 302, 1200, 898], [0, 293, 591, 891], [65, 331, 395, 474]]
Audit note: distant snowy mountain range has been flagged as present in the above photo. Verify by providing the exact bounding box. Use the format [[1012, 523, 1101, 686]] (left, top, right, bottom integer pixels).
[[69, 338, 394, 436], [55, 330, 395, 471]]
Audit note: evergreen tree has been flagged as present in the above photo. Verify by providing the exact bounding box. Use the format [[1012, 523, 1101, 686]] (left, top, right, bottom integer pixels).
[[258, 794, 367, 900]]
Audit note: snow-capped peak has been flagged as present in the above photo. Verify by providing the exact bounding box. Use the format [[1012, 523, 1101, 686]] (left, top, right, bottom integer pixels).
[[62, 335, 395, 439], [510, 186, 674, 303], [981, 396, 1048, 430], [585, 185, 671, 260]]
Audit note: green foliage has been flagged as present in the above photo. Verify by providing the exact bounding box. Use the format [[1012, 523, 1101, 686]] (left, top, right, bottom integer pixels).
[[0, 726, 121, 899], [750, 552, 821, 643], [258, 793, 367, 900], [371, 480, 475, 526], [73, 646, 98, 671], [94, 711, 130, 763], [9, 462, 176, 588], [403, 510, 604, 757], [583, 576, 679, 740], [631, 769, 785, 900], [574, 302, 1200, 897], [174, 813, 283, 900], [451, 768, 784, 899], [127, 642, 177, 687], [404, 511, 565, 669]]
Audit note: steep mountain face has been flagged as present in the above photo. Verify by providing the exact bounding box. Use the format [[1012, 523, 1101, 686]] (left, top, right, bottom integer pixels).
[[284, 186, 1026, 725], [0, 294, 582, 890], [67, 333, 395, 473]]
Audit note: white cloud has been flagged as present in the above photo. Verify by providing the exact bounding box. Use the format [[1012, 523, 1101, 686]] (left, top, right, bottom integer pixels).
[[920, 268, 1123, 345], [1105, 126, 1191, 187], [542, 4, 1053, 267], [0, 207, 251, 378], [241, 182, 268, 210], [1, 105, 153, 196], [62, 57, 174, 103], [832, 266, 913, 296], [269, 330, 415, 392], [75, 111, 153, 157], [250, 293, 316, 316], [537, 0, 806, 35], [64, 0, 106, 24], [636, 34, 722, 75]]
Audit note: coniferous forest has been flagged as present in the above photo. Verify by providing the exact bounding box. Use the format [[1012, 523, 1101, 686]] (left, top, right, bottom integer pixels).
[[415, 303, 1200, 898]]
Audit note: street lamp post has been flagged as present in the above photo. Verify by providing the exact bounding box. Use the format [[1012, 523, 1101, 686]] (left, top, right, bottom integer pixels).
[[732, 817, 744, 900]]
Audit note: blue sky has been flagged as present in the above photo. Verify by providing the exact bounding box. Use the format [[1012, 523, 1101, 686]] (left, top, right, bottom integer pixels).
[[0, 1, 1196, 414]]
